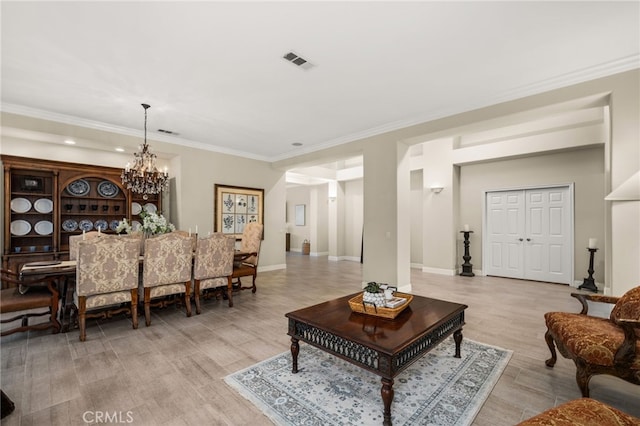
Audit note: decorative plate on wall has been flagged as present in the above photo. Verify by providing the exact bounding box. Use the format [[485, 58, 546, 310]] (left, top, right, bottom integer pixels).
[[34, 198, 53, 213], [34, 220, 53, 235], [109, 220, 120, 231], [94, 220, 108, 231], [10, 220, 31, 236], [62, 219, 78, 232], [131, 202, 142, 215], [66, 179, 90, 196], [143, 203, 157, 214], [97, 181, 119, 198], [10, 198, 32, 213], [78, 219, 93, 232]]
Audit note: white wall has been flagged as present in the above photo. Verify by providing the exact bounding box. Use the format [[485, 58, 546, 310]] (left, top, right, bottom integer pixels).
[[285, 186, 310, 253], [410, 169, 423, 266], [459, 147, 605, 283]]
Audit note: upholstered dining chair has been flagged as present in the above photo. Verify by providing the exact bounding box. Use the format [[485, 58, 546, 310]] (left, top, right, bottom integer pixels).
[[68, 231, 101, 260], [1, 269, 61, 336], [232, 222, 263, 293], [193, 233, 235, 314], [141, 232, 193, 326], [75, 235, 140, 341]]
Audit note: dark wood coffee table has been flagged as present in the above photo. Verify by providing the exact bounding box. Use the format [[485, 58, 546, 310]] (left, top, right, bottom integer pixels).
[[286, 293, 467, 426]]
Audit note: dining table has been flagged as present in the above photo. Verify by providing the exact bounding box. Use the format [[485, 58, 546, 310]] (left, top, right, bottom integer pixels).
[[18, 250, 254, 332]]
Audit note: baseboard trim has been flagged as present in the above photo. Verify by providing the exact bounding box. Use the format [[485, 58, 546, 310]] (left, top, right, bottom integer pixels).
[[258, 264, 286, 273], [422, 267, 456, 276]]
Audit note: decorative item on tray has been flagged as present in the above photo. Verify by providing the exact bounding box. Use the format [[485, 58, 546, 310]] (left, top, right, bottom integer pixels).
[[349, 282, 412, 319], [10, 197, 32, 213], [66, 179, 90, 196], [97, 181, 119, 198]]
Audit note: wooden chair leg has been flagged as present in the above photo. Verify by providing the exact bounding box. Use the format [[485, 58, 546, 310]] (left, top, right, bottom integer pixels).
[[226, 276, 233, 307], [78, 296, 87, 342], [251, 272, 257, 293], [194, 280, 202, 315], [184, 282, 192, 317], [131, 288, 138, 329], [144, 288, 151, 326], [544, 330, 557, 367]]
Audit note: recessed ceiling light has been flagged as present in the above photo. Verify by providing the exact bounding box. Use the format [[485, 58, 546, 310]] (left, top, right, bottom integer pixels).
[[115, 147, 125, 152], [64, 140, 76, 145], [292, 142, 303, 146]]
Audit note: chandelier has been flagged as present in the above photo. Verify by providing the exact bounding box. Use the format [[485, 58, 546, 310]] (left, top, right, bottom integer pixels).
[[121, 103, 169, 199]]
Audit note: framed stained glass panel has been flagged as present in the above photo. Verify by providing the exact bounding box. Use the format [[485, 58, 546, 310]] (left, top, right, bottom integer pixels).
[[214, 184, 264, 239]]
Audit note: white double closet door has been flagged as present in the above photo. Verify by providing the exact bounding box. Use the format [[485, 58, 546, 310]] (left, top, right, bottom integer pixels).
[[484, 185, 573, 284]]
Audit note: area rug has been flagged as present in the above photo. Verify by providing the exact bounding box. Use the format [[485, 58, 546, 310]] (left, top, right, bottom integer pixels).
[[224, 336, 512, 425]]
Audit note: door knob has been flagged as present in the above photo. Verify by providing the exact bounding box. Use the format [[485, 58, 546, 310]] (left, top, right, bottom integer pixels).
[[518, 238, 523, 241], [526, 238, 531, 242]]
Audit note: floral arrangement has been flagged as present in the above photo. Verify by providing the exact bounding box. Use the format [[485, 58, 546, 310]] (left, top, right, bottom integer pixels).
[[140, 208, 175, 235], [116, 208, 175, 235]]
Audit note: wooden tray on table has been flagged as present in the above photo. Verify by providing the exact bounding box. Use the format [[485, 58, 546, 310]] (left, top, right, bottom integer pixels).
[[348, 292, 413, 319]]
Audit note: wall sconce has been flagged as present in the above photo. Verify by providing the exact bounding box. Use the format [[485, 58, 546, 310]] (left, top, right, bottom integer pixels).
[[430, 186, 444, 194]]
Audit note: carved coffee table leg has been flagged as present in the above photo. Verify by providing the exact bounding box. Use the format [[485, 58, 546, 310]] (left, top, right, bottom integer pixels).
[[290, 337, 299, 373], [454, 329, 463, 358], [381, 377, 394, 426]]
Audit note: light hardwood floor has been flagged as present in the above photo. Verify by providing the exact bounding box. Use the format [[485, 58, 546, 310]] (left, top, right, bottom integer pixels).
[[1, 253, 638, 425]]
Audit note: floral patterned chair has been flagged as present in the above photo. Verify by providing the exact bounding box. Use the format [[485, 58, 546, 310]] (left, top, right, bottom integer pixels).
[[517, 398, 639, 425], [68, 231, 101, 260], [141, 232, 193, 325], [232, 222, 263, 293], [75, 236, 140, 341], [193, 233, 234, 314], [544, 286, 640, 396]]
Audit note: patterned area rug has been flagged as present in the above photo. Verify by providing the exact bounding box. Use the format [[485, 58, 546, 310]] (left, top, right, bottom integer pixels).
[[225, 337, 512, 425]]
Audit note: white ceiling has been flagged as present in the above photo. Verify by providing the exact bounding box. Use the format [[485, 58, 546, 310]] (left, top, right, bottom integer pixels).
[[1, 1, 639, 162]]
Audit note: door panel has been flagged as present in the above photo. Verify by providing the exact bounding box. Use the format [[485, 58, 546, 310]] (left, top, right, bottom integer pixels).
[[484, 191, 524, 279], [485, 186, 572, 284]]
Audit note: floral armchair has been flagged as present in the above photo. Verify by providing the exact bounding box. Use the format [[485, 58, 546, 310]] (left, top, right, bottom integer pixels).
[[232, 222, 263, 293], [544, 286, 640, 397], [517, 398, 639, 425]]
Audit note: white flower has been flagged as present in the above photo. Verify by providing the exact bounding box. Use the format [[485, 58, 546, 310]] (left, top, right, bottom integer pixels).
[[140, 208, 175, 235], [116, 218, 132, 234]]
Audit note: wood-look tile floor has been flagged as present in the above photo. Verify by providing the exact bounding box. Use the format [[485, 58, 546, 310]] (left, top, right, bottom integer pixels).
[[1, 253, 639, 425]]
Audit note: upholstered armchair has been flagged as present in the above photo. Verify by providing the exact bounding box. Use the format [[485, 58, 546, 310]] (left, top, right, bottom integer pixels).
[[75, 236, 140, 341], [193, 233, 235, 314], [232, 222, 263, 293], [1, 269, 61, 336], [517, 398, 639, 425], [141, 232, 193, 325], [544, 286, 640, 396]]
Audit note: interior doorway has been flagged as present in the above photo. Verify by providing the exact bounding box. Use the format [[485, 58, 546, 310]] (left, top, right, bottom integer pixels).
[[483, 185, 574, 284]]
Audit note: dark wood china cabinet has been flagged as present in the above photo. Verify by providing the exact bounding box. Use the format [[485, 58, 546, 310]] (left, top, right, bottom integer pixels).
[[2, 155, 162, 275]]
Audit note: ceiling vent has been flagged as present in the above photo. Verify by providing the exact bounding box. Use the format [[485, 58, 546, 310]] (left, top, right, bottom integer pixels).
[[158, 129, 179, 136], [283, 51, 314, 70]]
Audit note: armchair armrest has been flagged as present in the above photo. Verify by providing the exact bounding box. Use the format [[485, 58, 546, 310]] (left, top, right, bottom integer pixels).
[[571, 292, 620, 315], [614, 318, 639, 365]]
